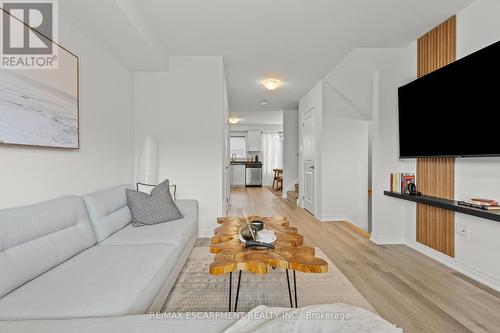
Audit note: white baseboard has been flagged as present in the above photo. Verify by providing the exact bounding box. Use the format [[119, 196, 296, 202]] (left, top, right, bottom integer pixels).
[[198, 229, 213, 238], [369, 234, 500, 291], [319, 215, 350, 222], [283, 178, 299, 193], [370, 233, 404, 245], [405, 241, 500, 292]]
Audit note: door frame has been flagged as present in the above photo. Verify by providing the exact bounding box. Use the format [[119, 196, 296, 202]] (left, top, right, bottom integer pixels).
[[300, 106, 316, 215], [222, 79, 230, 215]]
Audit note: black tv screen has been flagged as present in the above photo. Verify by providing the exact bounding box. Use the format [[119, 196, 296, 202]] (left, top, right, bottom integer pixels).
[[398, 40, 500, 158]]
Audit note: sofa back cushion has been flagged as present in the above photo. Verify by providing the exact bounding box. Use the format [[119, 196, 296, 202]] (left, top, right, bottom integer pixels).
[[83, 184, 132, 242], [0, 196, 96, 298]]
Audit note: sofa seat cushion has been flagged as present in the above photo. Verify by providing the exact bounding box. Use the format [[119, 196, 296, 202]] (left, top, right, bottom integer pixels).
[[99, 200, 198, 248], [0, 244, 177, 320], [99, 213, 197, 248]]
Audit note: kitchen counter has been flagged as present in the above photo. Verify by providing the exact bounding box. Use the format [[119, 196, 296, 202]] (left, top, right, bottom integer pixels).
[[230, 161, 262, 165], [230, 161, 262, 187]]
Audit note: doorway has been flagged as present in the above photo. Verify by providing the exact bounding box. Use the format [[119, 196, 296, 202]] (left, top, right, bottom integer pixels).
[[302, 108, 315, 214]]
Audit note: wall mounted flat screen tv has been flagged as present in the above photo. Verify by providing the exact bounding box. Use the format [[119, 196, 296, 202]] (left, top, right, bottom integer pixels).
[[398, 40, 500, 158]]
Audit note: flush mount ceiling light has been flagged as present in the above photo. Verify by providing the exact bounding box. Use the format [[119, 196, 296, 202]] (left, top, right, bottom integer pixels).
[[228, 118, 241, 124], [262, 78, 282, 90], [261, 100, 268, 105]]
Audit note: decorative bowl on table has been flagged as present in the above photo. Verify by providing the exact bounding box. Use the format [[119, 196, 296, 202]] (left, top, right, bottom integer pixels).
[[238, 229, 277, 244]]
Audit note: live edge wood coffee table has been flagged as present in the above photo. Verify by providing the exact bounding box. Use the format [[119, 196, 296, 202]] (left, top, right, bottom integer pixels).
[[209, 216, 328, 311]]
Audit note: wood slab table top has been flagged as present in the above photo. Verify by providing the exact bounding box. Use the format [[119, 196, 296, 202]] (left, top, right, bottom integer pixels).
[[209, 216, 328, 275]]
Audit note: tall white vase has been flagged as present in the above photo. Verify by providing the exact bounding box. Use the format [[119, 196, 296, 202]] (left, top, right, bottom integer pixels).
[[137, 136, 159, 185]]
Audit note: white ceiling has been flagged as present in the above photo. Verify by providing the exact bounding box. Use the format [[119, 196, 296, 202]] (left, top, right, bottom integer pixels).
[[61, 0, 474, 111], [60, 0, 169, 70]]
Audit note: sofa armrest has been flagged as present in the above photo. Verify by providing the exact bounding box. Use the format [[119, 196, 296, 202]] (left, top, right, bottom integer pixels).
[[174, 200, 199, 219]]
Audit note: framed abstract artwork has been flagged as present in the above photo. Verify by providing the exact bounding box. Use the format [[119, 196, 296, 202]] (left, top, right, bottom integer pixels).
[[0, 10, 79, 149]]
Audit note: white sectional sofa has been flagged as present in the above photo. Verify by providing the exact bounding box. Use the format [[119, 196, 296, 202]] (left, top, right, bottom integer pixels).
[[0, 184, 204, 326], [0, 315, 238, 333]]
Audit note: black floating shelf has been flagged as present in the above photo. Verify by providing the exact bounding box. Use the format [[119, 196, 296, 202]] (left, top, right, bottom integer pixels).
[[383, 191, 500, 223]]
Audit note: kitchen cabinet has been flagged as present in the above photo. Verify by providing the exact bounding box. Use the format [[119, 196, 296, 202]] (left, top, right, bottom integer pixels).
[[246, 130, 262, 152], [231, 164, 245, 186]]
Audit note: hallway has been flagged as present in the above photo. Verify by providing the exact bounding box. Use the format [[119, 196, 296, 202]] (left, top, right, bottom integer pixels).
[[227, 187, 500, 333]]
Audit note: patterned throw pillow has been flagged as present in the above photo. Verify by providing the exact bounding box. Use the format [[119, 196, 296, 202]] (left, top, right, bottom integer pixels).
[[126, 179, 183, 226], [136, 182, 177, 201]]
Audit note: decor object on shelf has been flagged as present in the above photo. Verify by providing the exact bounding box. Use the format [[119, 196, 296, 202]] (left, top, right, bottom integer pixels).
[[407, 183, 421, 196], [458, 198, 500, 211], [389, 173, 415, 194], [137, 136, 159, 185], [0, 11, 79, 149]]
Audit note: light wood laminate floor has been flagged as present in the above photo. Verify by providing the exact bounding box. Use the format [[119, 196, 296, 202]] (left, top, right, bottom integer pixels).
[[220, 187, 500, 333]]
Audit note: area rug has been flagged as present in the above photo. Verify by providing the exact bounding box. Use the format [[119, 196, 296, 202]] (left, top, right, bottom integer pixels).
[[162, 247, 374, 313]]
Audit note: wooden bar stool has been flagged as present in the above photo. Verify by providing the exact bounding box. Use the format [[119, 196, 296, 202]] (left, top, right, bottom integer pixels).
[[272, 168, 283, 191]]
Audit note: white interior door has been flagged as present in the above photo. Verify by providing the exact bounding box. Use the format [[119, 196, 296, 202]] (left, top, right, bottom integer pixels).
[[303, 108, 315, 214]]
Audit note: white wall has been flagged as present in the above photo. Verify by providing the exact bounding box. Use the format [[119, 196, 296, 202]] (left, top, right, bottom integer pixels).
[[324, 49, 376, 120], [299, 52, 373, 230], [363, 47, 417, 243], [134, 56, 226, 237], [0, 13, 134, 208], [320, 83, 369, 228], [282, 109, 299, 194], [451, 0, 500, 288], [389, 0, 500, 291], [298, 79, 370, 229], [229, 111, 283, 126], [368, 0, 500, 291]]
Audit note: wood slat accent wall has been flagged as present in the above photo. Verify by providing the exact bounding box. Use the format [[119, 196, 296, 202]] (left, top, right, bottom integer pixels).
[[417, 17, 456, 77], [416, 17, 456, 257], [416, 158, 455, 256]]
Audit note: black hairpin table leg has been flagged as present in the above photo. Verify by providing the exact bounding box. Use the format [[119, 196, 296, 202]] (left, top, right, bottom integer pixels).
[[229, 269, 296, 311], [293, 270, 298, 308], [228, 271, 232, 312], [286, 269, 293, 308], [234, 270, 242, 312]]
